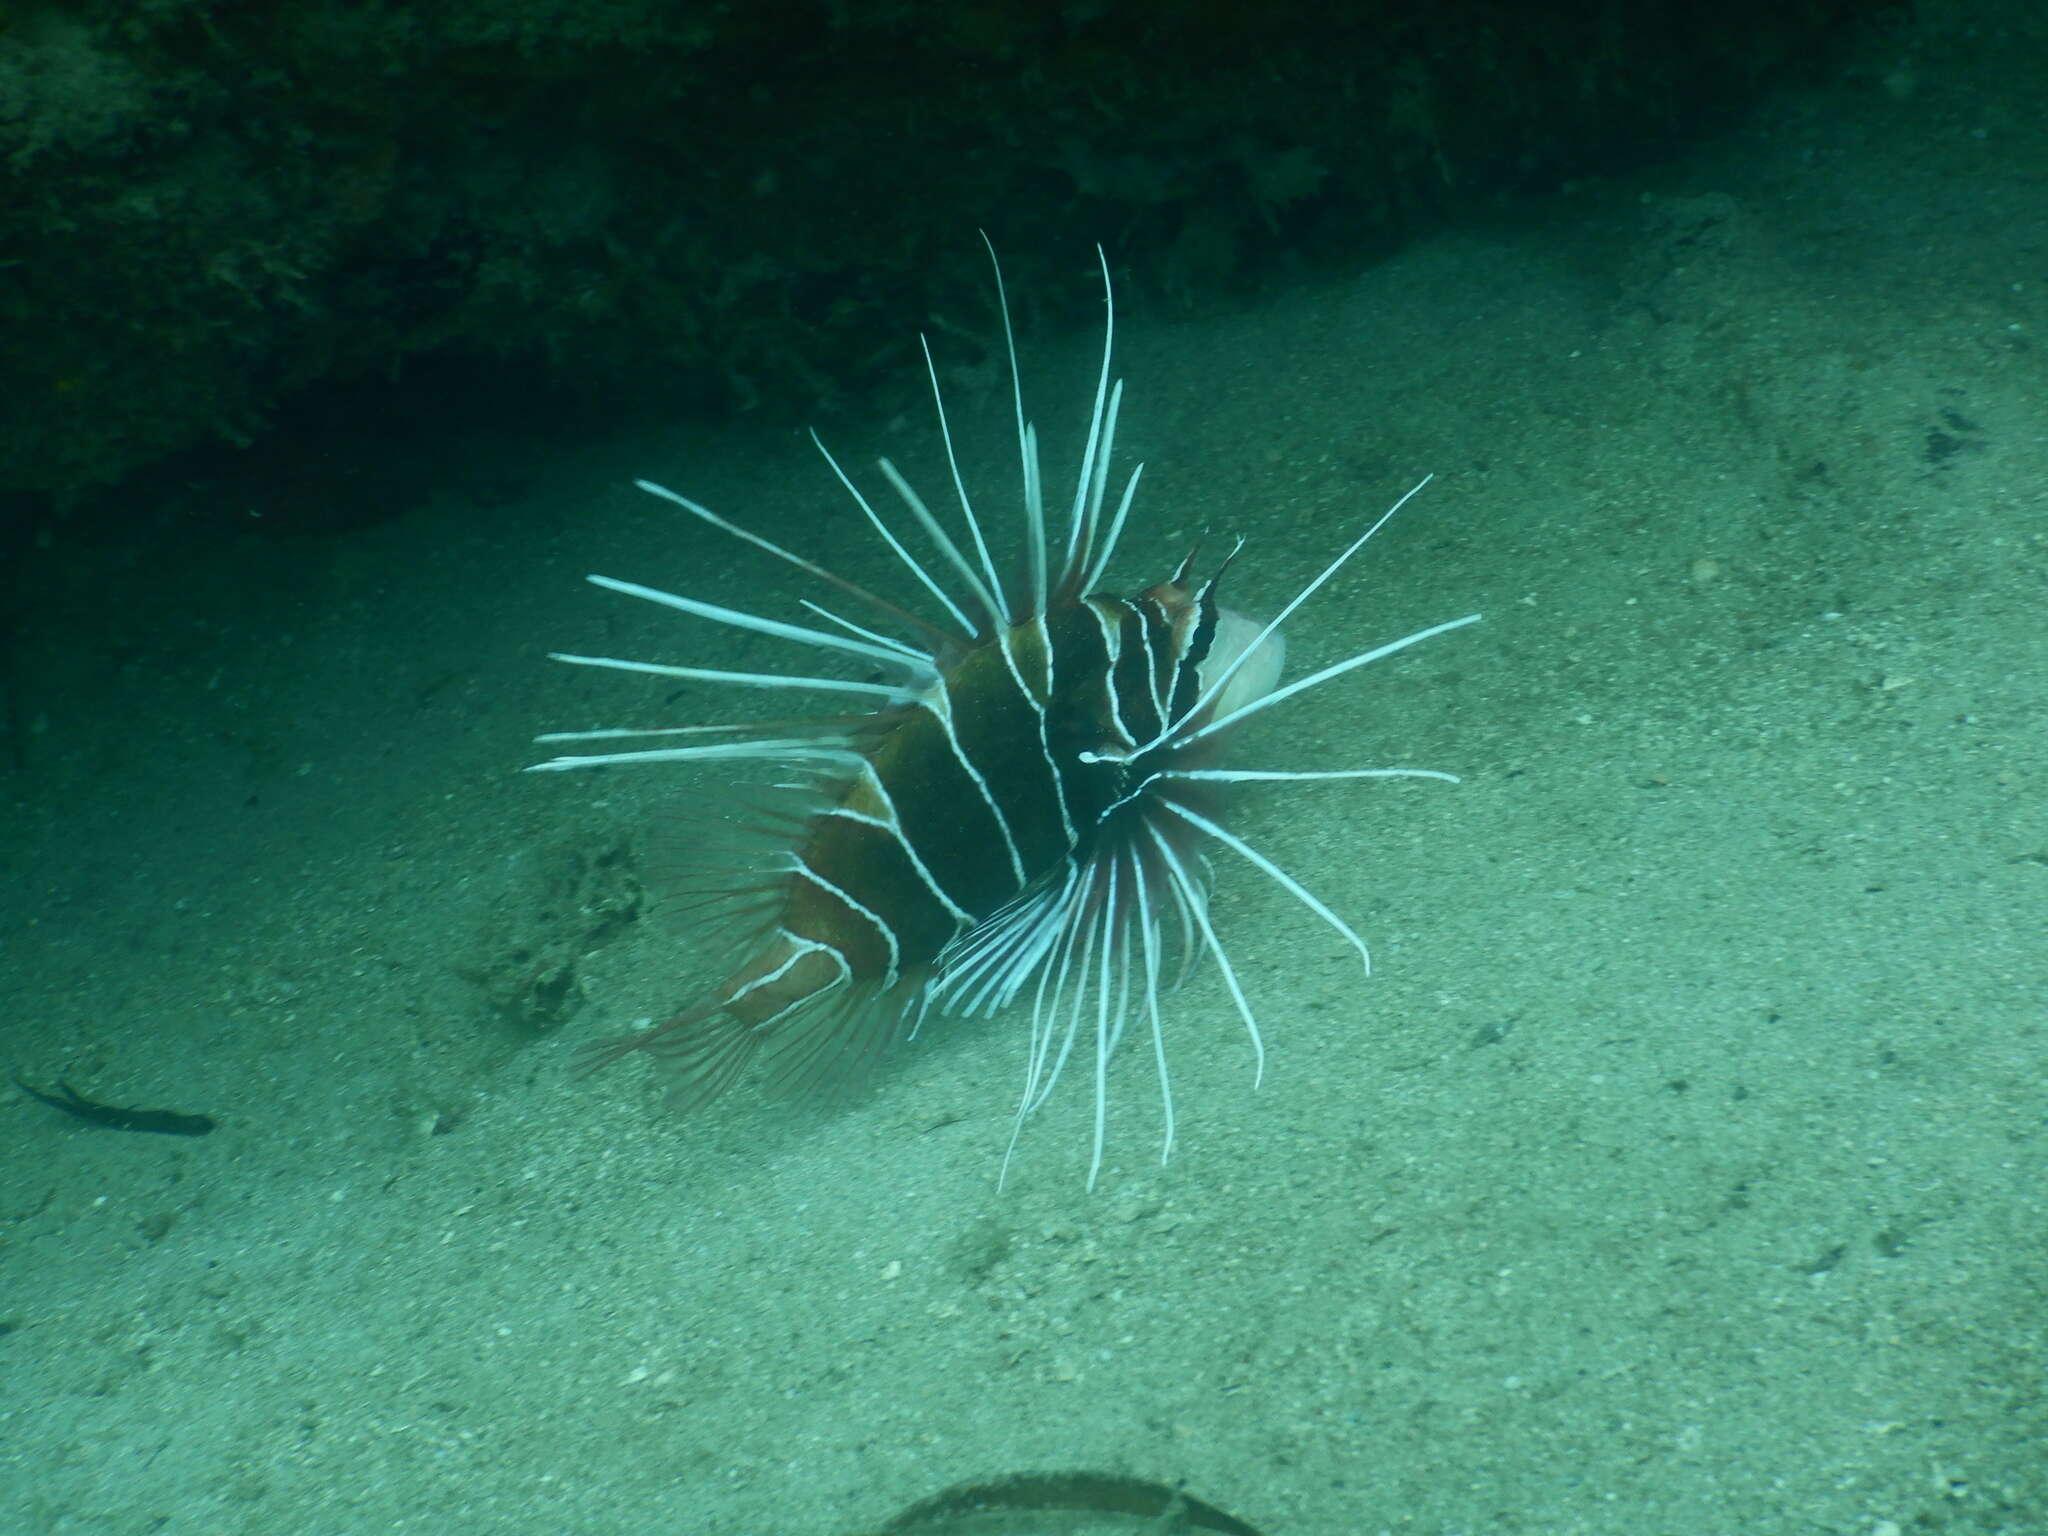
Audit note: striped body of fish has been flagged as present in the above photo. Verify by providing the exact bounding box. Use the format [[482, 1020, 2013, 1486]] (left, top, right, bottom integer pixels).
[[531, 246, 1479, 1184]]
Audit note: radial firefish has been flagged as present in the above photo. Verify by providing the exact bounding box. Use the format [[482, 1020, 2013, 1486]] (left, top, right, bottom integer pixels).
[[531, 244, 1479, 1184]]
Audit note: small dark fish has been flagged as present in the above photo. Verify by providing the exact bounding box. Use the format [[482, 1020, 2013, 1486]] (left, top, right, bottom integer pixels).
[[874, 1469, 1267, 1535], [14, 1079, 215, 1137]]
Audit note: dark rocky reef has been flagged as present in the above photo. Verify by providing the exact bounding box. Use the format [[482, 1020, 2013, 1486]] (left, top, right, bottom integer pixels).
[[0, 0, 1886, 520]]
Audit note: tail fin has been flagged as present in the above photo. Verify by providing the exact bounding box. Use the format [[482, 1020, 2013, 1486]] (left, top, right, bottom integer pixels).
[[574, 1003, 759, 1112]]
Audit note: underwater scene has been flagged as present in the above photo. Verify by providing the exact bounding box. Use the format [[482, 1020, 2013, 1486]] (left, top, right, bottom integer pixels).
[[2, 6, 2042, 1533]]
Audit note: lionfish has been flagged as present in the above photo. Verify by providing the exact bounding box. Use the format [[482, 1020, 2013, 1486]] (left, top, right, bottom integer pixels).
[[531, 245, 1478, 1185]]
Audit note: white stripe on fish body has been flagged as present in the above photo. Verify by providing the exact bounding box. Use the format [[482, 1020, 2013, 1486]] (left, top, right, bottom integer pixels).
[[532, 240, 1480, 1185]]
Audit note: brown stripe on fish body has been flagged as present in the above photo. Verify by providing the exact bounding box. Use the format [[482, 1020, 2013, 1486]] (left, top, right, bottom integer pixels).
[[794, 792, 964, 982], [1001, 613, 1080, 847], [718, 925, 852, 1030], [1036, 601, 1134, 825], [1084, 592, 1197, 752], [860, 647, 1042, 921], [776, 847, 900, 983], [1161, 585, 1222, 728], [1125, 572, 1225, 738], [1122, 595, 1184, 742], [943, 628, 1075, 881]]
